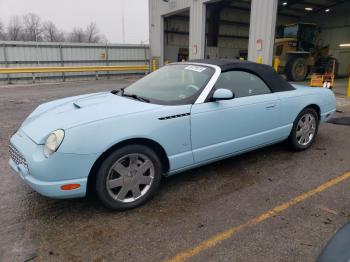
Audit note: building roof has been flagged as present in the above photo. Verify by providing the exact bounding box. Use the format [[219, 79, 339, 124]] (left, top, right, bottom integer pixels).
[[190, 59, 295, 93]]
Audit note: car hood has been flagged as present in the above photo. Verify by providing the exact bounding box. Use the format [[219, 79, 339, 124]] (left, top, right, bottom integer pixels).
[[21, 92, 163, 144]]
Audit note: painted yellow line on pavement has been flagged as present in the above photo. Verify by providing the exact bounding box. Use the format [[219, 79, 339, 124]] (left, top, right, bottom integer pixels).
[[167, 171, 350, 262]]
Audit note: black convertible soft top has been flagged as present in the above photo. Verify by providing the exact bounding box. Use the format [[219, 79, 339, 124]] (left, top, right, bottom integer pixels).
[[190, 59, 295, 93]]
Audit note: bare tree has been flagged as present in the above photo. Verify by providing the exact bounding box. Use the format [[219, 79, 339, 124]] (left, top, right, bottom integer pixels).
[[69, 27, 86, 43], [42, 21, 65, 42], [22, 13, 42, 41], [7, 16, 23, 41], [0, 19, 6, 40], [3, 14, 108, 43], [85, 22, 100, 43]]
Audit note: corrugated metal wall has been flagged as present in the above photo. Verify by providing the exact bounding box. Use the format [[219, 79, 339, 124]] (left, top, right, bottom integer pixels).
[[0, 41, 150, 82]]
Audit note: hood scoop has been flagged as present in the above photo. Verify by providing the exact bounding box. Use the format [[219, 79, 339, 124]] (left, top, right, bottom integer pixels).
[[72, 93, 113, 108]]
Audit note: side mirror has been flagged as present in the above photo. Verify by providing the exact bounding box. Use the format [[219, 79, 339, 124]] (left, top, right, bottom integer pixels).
[[212, 89, 234, 101]]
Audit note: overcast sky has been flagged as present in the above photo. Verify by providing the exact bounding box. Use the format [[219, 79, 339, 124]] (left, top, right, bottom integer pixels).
[[0, 0, 149, 44]]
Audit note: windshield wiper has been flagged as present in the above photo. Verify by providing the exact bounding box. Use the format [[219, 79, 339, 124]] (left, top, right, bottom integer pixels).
[[111, 86, 126, 95], [111, 87, 150, 103], [122, 93, 150, 103]]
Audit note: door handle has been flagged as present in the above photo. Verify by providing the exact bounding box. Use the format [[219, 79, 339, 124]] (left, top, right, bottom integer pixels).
[[266, 104, 276, 109]]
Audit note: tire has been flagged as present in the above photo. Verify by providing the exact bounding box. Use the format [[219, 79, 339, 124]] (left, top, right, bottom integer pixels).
[[286, 56, 308, 81], [95, 144, 162, 211], [289, 108, 319, 151]]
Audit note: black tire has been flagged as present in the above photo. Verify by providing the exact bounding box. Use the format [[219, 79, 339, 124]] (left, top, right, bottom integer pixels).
[[289, 107, 319, 151], [286, 56, 308, 81], [95, 144, 162, 211]]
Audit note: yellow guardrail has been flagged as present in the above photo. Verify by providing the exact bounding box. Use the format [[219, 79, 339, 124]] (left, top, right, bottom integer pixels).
[[0, 65, 149, 74]]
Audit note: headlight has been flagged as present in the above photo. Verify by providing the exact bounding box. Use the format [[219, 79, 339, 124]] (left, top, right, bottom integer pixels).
[[43, 129, 65, 158]]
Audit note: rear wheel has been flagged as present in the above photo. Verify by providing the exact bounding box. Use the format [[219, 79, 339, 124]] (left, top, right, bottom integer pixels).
[[289, 108, 319, 151], [95, 144, 162, 210], [286, 56, 308, 81]]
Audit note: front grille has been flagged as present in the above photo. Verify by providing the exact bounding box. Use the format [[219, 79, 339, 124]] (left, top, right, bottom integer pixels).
[[9, 144, 28, 170]]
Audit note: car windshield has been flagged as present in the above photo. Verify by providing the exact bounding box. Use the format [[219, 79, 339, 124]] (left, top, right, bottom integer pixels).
[[122, 64, 214, 104]]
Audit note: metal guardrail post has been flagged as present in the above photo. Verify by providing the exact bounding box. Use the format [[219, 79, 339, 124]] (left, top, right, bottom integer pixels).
[[2, 44, 11, 84], [144, 46, 148, 73], [105, 44, 110, 79], [59, 45, 65, 82]]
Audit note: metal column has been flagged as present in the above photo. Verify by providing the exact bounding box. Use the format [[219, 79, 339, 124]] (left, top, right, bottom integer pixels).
[[248, 0, 278, 65], [189, 0, 206, 60]]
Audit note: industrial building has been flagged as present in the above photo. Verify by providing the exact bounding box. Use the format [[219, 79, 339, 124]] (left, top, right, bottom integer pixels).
[[149, 0, 350, 85]]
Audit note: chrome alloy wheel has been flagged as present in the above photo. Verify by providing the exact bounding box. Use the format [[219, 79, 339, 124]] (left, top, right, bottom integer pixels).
[[106, 153, 155, 203], [296, 113, 316, 146]]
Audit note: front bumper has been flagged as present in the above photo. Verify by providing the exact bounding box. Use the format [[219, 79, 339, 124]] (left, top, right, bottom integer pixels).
[[9, 130, 99, 199]]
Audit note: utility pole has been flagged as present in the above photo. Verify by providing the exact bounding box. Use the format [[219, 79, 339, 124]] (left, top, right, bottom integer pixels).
[[121, 0, 126, 44]]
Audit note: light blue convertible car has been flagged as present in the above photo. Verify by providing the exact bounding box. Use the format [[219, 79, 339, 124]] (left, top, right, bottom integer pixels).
[[9, 59, 336, 210]]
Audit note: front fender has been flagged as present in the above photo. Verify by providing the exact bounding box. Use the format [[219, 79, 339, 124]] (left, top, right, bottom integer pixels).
[[58, 105, 192, 159]]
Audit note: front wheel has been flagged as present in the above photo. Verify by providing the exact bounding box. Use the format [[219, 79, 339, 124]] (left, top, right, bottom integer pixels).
[[286, 56, 308, 81], [95, 144, 162, 210], [289, 108, 319, 151]]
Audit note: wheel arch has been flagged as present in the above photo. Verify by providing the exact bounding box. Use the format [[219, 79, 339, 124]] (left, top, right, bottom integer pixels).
[[304, 104, 321, 120], [86, 138, 170, 196]]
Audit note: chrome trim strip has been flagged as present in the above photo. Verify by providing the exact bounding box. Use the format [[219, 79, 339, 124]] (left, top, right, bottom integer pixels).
[[169, 62, 221, 104]]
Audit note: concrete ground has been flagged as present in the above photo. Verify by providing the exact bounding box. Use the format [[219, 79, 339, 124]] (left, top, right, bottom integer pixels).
[[0, 79, 350, 262]]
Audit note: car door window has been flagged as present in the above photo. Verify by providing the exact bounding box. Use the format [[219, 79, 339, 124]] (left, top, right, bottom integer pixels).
[[215, 71, 271, 98]]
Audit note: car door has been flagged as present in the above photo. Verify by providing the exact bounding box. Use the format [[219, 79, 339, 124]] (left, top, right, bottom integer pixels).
[[190, 70, 283, 163]]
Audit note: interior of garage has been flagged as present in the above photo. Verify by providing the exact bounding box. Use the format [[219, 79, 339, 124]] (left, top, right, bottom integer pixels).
[[205, 0, 251, 60], [163, 9, 190, 63], [274, 0, 350, 94]]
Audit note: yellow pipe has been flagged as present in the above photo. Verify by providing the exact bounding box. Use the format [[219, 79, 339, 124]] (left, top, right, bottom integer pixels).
[[0, 65, 149, 74], [348, 70, 350, 97]]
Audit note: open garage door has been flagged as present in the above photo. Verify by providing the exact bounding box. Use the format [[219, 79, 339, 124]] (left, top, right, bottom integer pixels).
[[205, 0, 251, 60], [163, 9, 190, 63], [275, 0, 350, 95]]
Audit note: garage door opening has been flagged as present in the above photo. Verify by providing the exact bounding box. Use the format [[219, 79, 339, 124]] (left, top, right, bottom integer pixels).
[[274, 0, 350, 95], [163, 9, 190, 63], [205, 0, 251, 60]]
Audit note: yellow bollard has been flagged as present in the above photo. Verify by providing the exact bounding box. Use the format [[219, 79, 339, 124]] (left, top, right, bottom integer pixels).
[[152, 59, 157, 72], [273, 57, 280, 72], [347, 73, 350, 97], [257, 56, 263, 64]]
